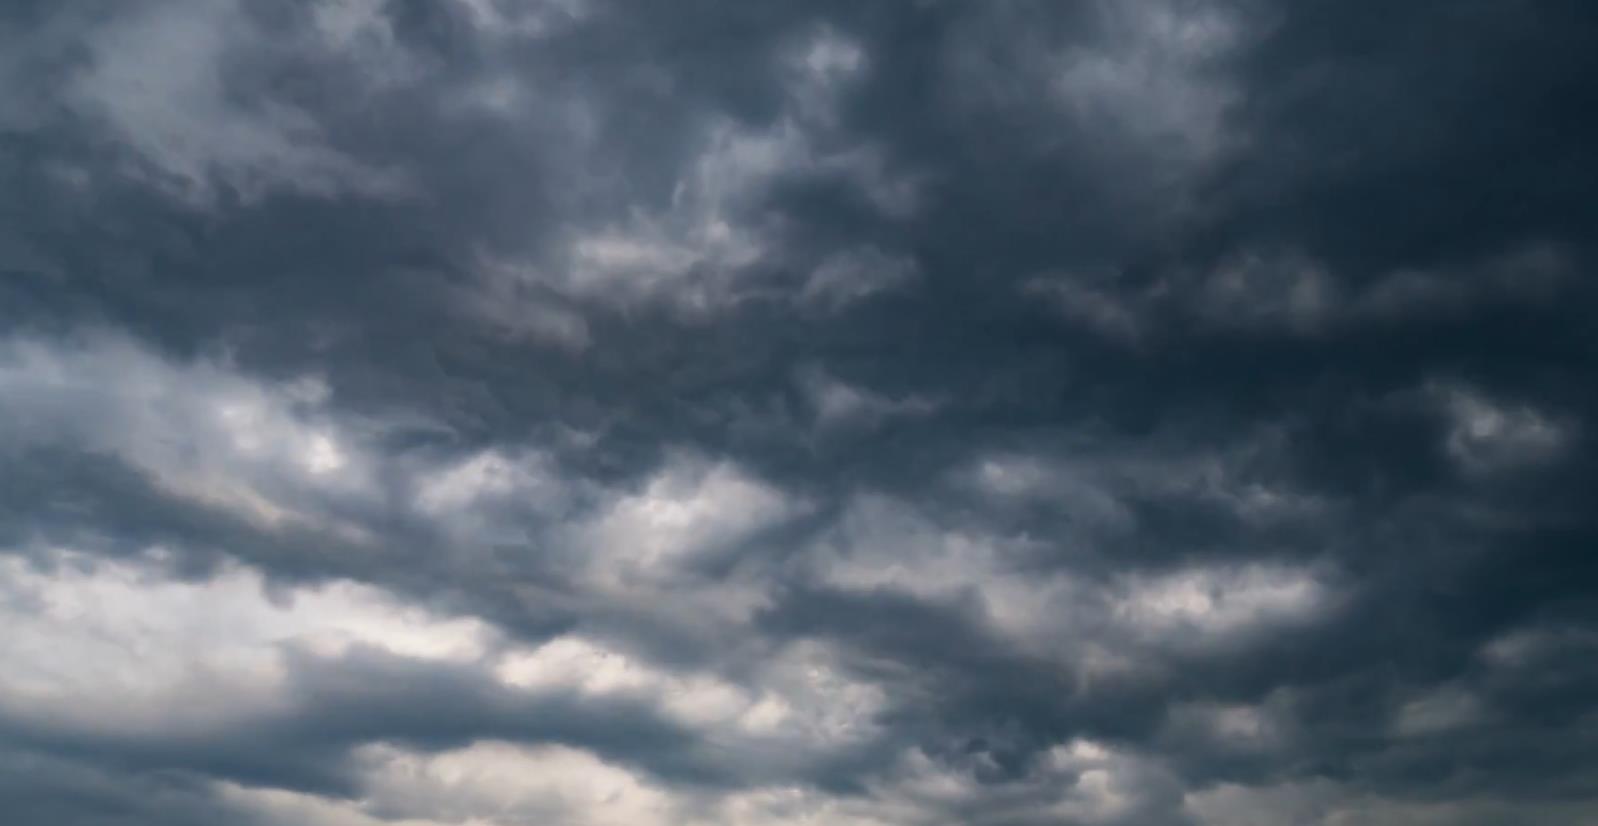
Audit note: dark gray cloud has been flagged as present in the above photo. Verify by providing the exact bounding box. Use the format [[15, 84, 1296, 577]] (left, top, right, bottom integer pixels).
[[2, 0, 1595, 823]]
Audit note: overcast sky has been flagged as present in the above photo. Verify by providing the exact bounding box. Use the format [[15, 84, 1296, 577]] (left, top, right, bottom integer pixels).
[[2, 1, 1596, 824]]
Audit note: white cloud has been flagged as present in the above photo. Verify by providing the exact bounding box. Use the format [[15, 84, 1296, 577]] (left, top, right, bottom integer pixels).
[[495, 635, 749, 732], [578, 454, 801, 578], [226, 736, 958, 826], [1114, 563, 1333, 642], [0, 550, 491, 735], [417, 449, 557, 514], [354, 740, 675, 826], [810, 489, 1336, 679], [494, 635, 883, 747], [810, 495, 1095, 658], [0, 333, 381, 537], [815, 495, 1034, 599], [710, 785, 905, 826], [412, 447, 580, 549], [213, 741, 672, 826]]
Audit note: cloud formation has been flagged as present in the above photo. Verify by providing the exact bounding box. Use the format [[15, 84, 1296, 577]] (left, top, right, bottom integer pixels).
[[2, 0, 1595, 823]]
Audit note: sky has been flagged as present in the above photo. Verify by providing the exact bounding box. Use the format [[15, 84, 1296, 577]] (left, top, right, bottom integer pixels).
[[1, 1, 1596, 824]]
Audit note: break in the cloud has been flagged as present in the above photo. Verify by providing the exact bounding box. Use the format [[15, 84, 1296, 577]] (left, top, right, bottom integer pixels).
[[2, 0, 1596, 824]]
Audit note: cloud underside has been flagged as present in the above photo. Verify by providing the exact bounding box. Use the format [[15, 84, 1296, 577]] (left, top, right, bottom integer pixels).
[[1, 0, 1596, 824]]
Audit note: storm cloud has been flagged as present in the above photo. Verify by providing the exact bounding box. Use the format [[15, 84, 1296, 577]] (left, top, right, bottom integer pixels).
[[2, 1, 1596, 824]]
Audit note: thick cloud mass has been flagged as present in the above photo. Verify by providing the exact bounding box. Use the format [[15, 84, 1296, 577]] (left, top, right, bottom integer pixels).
[[3, 1, 1596, 824]]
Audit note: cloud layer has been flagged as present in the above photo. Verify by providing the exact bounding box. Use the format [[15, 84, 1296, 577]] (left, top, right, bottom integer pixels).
[[2, 1, 1596, 823]]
